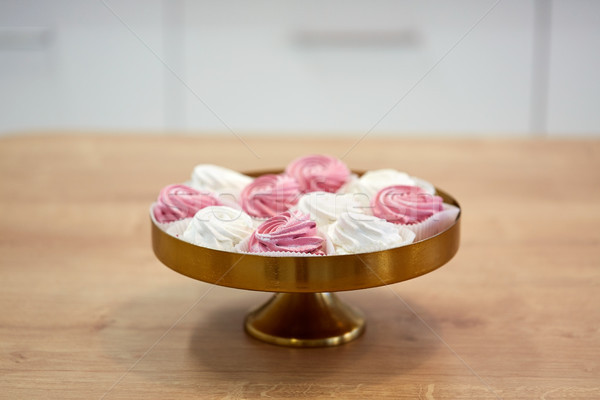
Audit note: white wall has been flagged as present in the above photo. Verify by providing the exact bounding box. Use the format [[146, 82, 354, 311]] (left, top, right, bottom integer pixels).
[[0, 1, 165, 133], [0, 0, 598, 137], [547, 0, 600, 136]]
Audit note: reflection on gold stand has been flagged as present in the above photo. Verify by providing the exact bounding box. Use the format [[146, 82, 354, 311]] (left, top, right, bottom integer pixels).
[[151, 170, 461, 347], [245, 292, 365, 347]]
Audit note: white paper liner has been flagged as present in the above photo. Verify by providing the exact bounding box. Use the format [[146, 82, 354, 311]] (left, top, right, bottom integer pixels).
[[402, 204, 460, 242], [234, 227, 334, 257], [183, 237, 241, 252], [165, 218, 192, 239]]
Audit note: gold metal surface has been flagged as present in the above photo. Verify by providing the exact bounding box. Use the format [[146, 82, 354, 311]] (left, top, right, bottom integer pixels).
[[245, 293, 365, 347], [151, 176, 460, 292], [151, 169, 461, 346]]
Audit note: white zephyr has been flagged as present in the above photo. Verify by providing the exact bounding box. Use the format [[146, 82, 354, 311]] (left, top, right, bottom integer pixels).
[[182, 206, 254, 251]]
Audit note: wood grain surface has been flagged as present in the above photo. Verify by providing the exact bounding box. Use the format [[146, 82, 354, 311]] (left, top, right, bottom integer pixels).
[[0, 134, 599, 399]]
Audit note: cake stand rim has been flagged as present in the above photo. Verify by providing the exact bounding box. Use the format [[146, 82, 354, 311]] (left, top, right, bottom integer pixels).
[[150, 170, 461, 293]]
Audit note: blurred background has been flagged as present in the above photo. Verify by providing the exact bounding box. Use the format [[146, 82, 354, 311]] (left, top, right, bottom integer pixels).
[[0, 0, 598, 138]]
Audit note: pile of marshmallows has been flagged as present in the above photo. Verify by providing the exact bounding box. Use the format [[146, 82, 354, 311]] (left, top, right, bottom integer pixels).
[[152, 155, 459, 256]]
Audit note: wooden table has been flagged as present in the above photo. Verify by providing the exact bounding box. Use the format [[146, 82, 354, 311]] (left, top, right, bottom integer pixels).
[[1, 134, 599, 399]]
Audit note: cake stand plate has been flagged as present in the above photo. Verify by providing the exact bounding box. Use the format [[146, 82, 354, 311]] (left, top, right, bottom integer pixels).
[[151, 170, 461, 347]]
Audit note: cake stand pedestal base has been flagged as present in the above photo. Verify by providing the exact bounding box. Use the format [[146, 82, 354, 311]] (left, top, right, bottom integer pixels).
[[245, 292, 365, 347]]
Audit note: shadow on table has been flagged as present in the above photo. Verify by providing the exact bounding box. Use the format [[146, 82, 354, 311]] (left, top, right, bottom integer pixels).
[[188, 289, 441, 386], [97, 284, 443, 397]]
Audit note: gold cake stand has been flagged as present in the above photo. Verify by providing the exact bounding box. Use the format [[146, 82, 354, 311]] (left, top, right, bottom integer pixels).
[[151, 170, 461, 347]]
